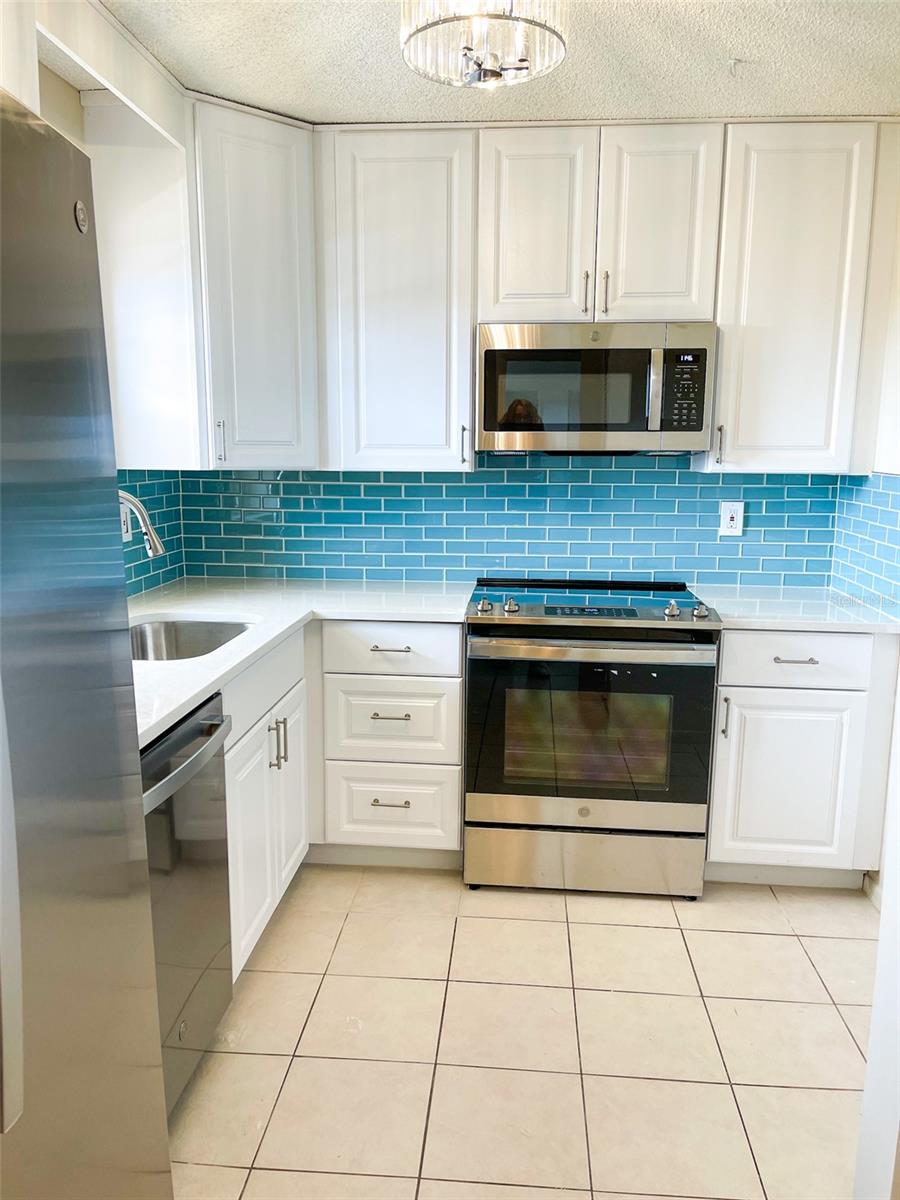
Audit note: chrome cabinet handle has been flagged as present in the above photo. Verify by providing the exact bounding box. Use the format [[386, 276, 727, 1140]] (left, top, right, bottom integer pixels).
[[371, 798, 411, 809], [461, 424, 468, 465], [773, 656, 820, 666], [215, 418, 226, 463], [371, 712, 412, 721], [721, 696, 731, 738], [582, 269, 590, 314], [715, 424, 725, 465], [601, 269, 610, 314], [370, 644, 412, 653], [277, 716, 289, 762], [268, 721, 282, 770]]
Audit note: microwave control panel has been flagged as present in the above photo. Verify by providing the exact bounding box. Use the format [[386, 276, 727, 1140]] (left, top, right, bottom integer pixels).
[[661, 350, 706, 431]]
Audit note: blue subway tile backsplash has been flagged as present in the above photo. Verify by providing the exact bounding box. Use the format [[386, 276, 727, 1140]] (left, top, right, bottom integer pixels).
[[117, 469, 185, 596], [832, 472, 900, 604]]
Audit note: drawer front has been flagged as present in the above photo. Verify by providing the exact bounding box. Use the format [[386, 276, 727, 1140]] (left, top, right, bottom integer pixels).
[[719, 630, 873, 690], [222, 630, 304, 747], [323, 620, 462, 677], [326, 761, 461, 849], [325, 675, 461, 765]]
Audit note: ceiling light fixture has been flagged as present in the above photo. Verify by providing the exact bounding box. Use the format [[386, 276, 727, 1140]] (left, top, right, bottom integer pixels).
[[400, 0, 568, 89]]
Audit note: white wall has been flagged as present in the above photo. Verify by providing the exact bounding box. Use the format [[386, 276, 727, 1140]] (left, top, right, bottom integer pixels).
[[37, 62, 84, 146], [0, 0, 39, 112]]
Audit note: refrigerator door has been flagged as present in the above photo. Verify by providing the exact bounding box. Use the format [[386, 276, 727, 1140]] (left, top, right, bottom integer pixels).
[[0, 93, 172, 1198]]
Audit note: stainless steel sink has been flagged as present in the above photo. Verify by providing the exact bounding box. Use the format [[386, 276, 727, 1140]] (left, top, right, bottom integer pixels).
[[130, 619, 249, 661]]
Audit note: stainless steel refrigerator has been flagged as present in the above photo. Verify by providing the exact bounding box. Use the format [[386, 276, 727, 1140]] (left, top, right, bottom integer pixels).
[[0, 91, 173, 1198]]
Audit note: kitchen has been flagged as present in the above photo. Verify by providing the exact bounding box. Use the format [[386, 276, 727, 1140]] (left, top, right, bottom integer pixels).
[[0, 2, 898, 1198]]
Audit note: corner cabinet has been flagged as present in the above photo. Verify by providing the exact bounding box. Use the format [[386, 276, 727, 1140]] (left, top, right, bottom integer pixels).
[[195, 102, 319, 469], [707, 122, 876, 473], [321, 128, 476, 471]]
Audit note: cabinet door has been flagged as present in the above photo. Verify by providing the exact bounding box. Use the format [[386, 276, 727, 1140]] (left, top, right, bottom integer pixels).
[[196, 102, 318, 469], [712, 122, 876, 472], [272, 680, 308, 894], [596, 124, 723, 320], [478, 127, 599, 321], [708, 686, 868, 868], [333, 129, 475, 471], [225, 716, 278, 976]]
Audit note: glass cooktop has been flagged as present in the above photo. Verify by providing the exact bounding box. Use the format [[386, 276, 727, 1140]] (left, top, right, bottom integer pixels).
[[466, 577, 720, 627]]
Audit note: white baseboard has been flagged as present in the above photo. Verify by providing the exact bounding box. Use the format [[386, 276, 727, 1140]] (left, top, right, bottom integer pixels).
[[863, 869, 883, 910], [306, 843, 463, 870], [705, 862, 865, 888]]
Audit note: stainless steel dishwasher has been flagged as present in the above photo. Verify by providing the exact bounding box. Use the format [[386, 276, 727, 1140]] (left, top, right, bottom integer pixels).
[[140, 694, 233, 1115]]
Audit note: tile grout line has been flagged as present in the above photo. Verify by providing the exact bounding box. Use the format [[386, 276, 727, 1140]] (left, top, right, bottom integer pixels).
[[794, 930, 871, 1064], [413, 912, 458, 1200], [679, 924, 770, 1200], [564, 894, 595, 1196]]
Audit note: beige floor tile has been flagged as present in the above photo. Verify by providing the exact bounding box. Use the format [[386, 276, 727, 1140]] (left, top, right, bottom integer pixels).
[[685, 931, 830, 1002], [169, 1052, 289, 1168], [570, 923, 698, 994], [281, 864, 363, 912], [801, 935, 878, 1004], [773, 885, 880, 938], [328, 912, 455, 979], [247, 909, 345, 974], [736, 1085, 862, 1200], [439, 981, 579, 1072], [421, 1184, 589, 1199], [675, 883, 793, 934], [458, 886, 566, 921], [297, 974, 444, 1061], [256, 1057, 432, 1175], [352, 867, 463, 914], [450, 917, 571, 987], [244, 1170, 417, 1199], [577, 990, 726, 1082], [423, 1064, 590, 1189], [584, 1075, 762, 1199], [210, 971, 320, 1054], [170, 1162, 247, 1200], [591, 1196, 708, 1200], [707, 997, 866, 1088], [565, 891, 677, 927], [839, 1004, 872, 1056]]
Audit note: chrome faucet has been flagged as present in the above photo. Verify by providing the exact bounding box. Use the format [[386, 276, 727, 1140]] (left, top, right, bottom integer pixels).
[[118, 490, 166, 559]]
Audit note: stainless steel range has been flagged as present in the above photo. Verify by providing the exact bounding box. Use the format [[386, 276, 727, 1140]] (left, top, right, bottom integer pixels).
[[464, 578, 722, 898]]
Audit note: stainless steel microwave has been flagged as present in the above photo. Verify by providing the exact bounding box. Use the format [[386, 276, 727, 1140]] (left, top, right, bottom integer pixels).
[[477, 322, 717, 453]]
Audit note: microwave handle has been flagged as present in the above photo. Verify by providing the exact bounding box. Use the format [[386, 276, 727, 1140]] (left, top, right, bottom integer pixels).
[[648, 348, 664, 431]]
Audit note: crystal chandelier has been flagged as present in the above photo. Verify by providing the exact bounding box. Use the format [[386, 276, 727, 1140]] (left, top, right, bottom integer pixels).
[[400, 0, 568, 89]]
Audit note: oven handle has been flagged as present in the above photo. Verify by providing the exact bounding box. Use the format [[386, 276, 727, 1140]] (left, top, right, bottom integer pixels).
[[467, 638, 717, 666]]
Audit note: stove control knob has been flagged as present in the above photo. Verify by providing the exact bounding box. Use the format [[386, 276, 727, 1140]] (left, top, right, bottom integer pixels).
[[475, 597, 494, 614], [692, 602, 710, 620], [503, 597, 520, 614], [663, 599, 682, 619]]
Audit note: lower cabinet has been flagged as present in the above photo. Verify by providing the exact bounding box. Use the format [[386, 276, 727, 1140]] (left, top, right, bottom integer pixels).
[[326, 760, 460, 849], [225, 679, 308, 976], [708, 685, 868, 868]]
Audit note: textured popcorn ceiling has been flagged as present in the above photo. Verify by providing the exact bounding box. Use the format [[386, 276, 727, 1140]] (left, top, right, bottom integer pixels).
[[100, 0, 900, 124]]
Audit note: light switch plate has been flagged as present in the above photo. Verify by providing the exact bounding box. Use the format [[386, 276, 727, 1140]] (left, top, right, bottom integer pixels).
[[120, 502, 132, 540], [719, 500, 744, 536]]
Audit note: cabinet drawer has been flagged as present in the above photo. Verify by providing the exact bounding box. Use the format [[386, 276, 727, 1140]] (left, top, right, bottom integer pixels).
[[222, 630, 304, 747], [719, 630, 873, 690], [325, 675, 461, 765], [323, 620, 462, 677], [326, 761, 461, 849]]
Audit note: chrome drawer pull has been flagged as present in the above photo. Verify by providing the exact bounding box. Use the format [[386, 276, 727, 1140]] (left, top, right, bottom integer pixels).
[[773, 656, 819, 666], [370, 712, 412, 721], [721, 696, 731, 738], [277, 716, 288, 762], [370, 644, 412, 653], [371, 797, 411, 809], [268, 721, 282, 769]]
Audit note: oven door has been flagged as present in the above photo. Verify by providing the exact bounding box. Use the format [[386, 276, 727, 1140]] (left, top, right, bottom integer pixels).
[[477, 322, 665, 452], [465, 638, 716, 834]]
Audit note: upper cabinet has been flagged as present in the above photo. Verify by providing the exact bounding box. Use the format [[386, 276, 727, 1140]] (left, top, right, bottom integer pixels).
[[195, 102, 318, 469], [476, 123, 723, 323], [709, 122, 876, 473], [477, 127, 599, 322], [323, 128, 476, 472], [595, 124, 723, 320]]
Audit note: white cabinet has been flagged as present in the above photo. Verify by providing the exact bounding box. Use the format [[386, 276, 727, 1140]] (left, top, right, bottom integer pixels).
[[325, 675, 462, 765], [477, 127, 599, 321], [0, 0, 39, 114], [710, 122, 876, 472], [327, 128, 476, 471], [273, 680, 309, 892], [595, 124, 723, 320], [196, 102, 318, 469], [709, 686, 868, 869], [326, 761, 461, 850]]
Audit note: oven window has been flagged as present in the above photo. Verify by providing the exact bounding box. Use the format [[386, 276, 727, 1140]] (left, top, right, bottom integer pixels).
[[467, 658, 713, 805], [483, 348, 651, 432]]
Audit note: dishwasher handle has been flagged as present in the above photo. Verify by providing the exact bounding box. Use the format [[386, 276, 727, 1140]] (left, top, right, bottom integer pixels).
[[142, 714, 232, 816]]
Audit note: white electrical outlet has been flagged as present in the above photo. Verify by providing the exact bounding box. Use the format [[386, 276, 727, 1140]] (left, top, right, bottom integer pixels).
[[719, 500, 744, 536], [120, 502, 132, 540]]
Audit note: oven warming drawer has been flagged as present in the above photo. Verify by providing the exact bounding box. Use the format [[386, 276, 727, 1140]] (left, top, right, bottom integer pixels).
[[466, 792, 707, 834], [464, 825, 706, 897]]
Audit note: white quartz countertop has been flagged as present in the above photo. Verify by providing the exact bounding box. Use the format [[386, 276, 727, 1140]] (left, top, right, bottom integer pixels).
[[128, 577, 475, 748], [699, 586, 900, 634]]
